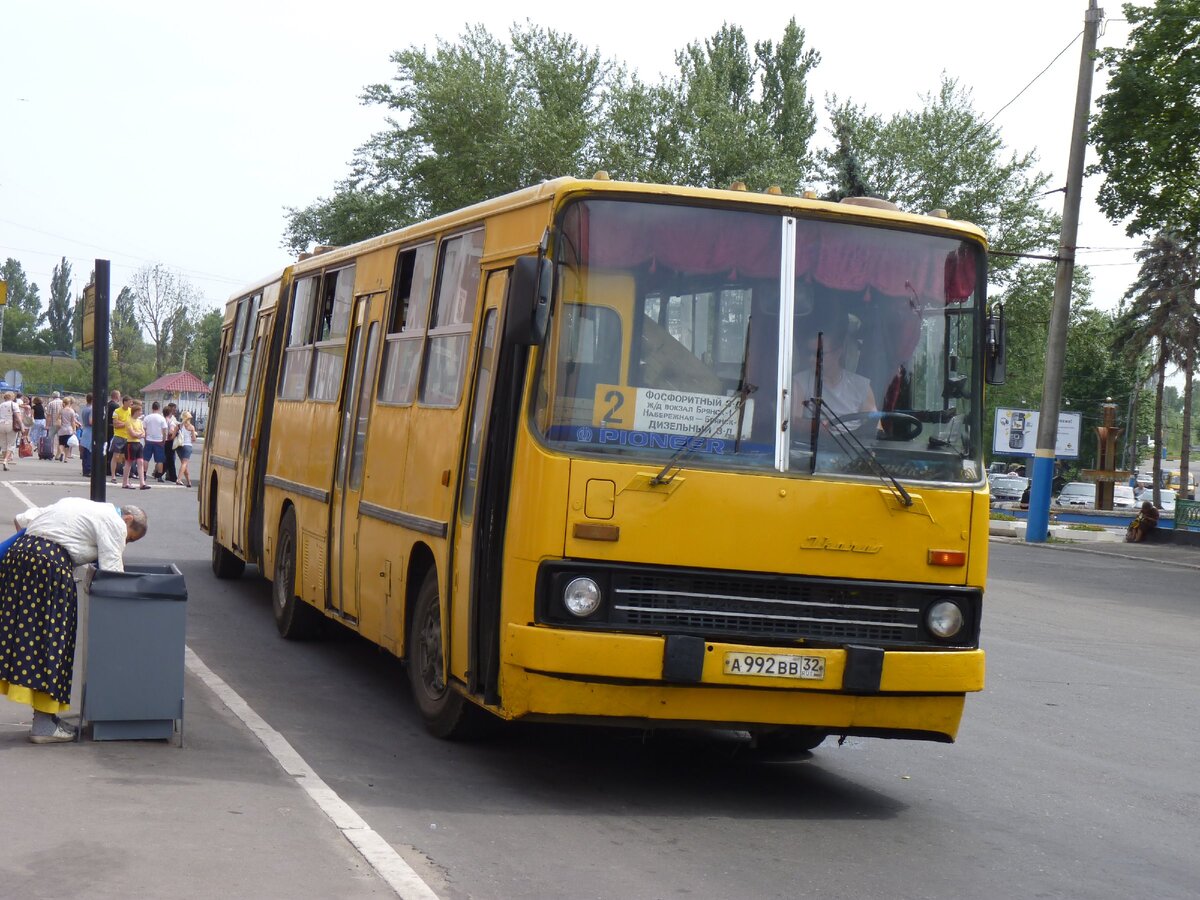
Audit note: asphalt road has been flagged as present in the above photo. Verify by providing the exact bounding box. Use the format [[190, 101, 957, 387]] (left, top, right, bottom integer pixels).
[[8, 474, 1199, 899]]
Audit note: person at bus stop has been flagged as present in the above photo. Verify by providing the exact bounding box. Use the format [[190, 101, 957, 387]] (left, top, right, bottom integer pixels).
[[0, 391, 23, 470], [56, 396, 79, 463], [29, 396, 46, 452], [109, 394, 132, 483], [791, 310, 877, 433], [122, 402, 149, 490], [45, 391, 63, 459], [0, 498, 147, 743], [175, 411, 196, 488], [141, 401, 168, 482], [79, 393, 94, 477], [162, 402, 179, 484]]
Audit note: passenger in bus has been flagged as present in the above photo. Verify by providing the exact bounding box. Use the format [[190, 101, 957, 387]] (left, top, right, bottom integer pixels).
[[0, 497, 147, 742], [791, 311, 877, 432]]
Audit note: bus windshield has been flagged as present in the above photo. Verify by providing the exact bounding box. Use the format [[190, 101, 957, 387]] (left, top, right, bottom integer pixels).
[[538, 197, 985, 484]]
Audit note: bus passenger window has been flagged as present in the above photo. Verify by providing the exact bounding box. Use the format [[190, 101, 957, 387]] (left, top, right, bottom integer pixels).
[[280, 276, 319, 400], [308, 266, 356, 402], [419, 230, 483, 407], [379, 243, 435, 405]]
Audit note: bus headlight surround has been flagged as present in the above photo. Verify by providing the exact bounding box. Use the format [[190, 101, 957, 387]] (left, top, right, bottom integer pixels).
[[563, 577, 602, 618], [926, 600, 964, 639]]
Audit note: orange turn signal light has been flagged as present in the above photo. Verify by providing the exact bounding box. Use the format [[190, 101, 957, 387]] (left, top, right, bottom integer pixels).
[[927, 549, 966, 567]]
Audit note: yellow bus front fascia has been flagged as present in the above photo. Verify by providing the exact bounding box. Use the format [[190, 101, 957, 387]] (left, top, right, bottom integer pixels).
[[491, 438, 989, 741]]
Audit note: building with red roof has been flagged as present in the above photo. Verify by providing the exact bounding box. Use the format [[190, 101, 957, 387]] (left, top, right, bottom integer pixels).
[[141, 370, 211, 427]]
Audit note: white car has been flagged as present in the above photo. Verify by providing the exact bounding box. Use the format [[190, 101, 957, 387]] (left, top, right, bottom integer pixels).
[[1112, 484, 1137, 509], [1140, 488, 1177, 513], [1054, 482, 1095, 508]]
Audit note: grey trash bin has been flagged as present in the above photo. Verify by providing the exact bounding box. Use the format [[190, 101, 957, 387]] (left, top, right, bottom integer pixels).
[[82, 563, 186, 742]]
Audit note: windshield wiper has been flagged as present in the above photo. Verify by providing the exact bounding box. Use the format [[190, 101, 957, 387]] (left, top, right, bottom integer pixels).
[[804, 398, 913, 507], [650, 383, 757, 485]]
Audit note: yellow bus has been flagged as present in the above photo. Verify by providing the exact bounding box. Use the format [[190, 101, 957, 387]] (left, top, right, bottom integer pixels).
[[201, 176, 1003, 750]]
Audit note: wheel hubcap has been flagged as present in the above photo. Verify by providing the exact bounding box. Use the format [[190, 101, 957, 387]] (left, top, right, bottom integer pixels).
[[418, 600, 445, 699], [274, 535, 293, 613]]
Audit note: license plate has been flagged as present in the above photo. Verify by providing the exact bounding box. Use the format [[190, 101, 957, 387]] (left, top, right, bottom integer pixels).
[[723, 652, 825, 681]]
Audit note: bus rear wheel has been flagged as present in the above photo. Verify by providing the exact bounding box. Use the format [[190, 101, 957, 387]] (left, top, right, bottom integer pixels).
[[407, 570, 488, 740], [272, 508, 322, 640]]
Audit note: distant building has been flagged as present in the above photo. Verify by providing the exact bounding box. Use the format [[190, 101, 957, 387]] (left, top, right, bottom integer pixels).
[[141, 371, 211, 428]]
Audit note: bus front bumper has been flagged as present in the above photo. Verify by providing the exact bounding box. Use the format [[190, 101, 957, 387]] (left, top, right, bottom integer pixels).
[[500, 624, 985, 740]]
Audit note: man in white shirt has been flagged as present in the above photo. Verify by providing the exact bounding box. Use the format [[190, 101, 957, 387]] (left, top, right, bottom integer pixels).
[[3, 497, 147, 742], [142, 401, 169, 483]]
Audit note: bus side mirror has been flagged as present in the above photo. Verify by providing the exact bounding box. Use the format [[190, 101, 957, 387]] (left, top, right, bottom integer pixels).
[[985, 303, 1006, 385], [506, 255, 551, 346]]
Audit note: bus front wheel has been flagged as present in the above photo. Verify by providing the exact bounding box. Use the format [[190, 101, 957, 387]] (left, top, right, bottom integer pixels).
[[407, 570, 487, 739], [272, 508, 322, 640]]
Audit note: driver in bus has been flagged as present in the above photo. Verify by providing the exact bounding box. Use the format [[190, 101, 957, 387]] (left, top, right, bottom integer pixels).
[[791, 311, 877, 433]]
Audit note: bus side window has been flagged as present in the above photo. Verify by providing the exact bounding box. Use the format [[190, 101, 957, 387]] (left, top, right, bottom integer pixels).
[[280, 276, 320, 400], [308, 266, 355, 402], [419, 230, 483, 407], [378, 243, 435, 405]]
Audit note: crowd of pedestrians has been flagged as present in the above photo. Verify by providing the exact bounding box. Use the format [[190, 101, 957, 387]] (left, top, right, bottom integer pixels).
[[0, 389, 197, 488]]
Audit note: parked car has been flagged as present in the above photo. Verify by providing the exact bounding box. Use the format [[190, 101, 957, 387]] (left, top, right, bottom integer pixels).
[[1054, 482, 1096, 508], [1113, 484, 1137, 510], [1141, 488, 1177, 513], [990, 476, 1028, 504]]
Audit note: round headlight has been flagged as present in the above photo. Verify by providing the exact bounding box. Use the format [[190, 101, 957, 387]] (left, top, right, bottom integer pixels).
[[927, 600, 965, 639], [563, 577, 602, 617]]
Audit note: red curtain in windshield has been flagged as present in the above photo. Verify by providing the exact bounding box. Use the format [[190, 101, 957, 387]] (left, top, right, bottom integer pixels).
[[563, 200, 977, 303]]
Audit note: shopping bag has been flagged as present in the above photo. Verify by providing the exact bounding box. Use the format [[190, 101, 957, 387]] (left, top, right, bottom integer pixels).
[[18, 437, 33, 458]]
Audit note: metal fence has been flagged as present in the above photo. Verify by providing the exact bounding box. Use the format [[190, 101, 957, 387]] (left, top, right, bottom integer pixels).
[[1174, 499, 1200, 532]]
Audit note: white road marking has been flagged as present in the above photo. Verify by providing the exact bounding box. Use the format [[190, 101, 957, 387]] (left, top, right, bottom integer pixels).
[[184, 648, 440, 900], [2, 481, 37, 508]]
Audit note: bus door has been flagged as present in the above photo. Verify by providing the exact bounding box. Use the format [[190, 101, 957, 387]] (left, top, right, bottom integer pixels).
[[451, 271, 509, 701], [330, 293, 384, 622], [231, 305, 268, 557]]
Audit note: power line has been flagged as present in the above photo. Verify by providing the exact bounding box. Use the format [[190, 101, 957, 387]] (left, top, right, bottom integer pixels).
[[949, 30, 1084, 156]]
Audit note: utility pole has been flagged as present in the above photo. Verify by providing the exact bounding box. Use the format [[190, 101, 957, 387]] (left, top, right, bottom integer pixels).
[[1026, 0, 1104, 543]]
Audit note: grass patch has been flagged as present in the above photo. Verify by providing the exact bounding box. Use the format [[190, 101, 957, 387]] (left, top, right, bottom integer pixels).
[[990, 511, 1017, 521], [1066, 523, 1105, 532]]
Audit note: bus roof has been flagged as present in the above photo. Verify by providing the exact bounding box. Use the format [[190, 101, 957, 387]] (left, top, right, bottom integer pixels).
[[237, 176, 990, 293]]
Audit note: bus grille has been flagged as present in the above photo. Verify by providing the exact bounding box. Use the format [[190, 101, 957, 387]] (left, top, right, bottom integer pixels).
[[610, 572, 924, 645]]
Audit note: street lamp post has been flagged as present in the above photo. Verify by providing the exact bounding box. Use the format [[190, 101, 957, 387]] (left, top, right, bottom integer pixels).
[[49, 349, 71, 392]]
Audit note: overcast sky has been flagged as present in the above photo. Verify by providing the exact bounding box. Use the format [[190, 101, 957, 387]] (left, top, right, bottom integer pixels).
[[1, 1, 1137, 324]]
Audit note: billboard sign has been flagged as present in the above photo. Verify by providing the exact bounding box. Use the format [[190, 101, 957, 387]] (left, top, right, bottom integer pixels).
[[993, 408, 1081, 458]]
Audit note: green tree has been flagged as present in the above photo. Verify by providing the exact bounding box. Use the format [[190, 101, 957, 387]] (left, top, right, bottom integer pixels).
[[1090, 0, 1200, 240], [41, 257, 74, 352], [0, 258, 44, 353], [822, 78, 1059, 287], [111, 285, 149, 390], [662, 20, 820, 191], [129, 263, 199, 376], [1112, 233, 1200, 502], [282, 19, 824, 254], [285, 23, 608, 253], [194, 308, 224, 382]]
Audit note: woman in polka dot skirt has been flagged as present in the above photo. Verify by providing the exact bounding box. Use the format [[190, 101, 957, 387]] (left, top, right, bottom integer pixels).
[[0, 497, 147, 743]]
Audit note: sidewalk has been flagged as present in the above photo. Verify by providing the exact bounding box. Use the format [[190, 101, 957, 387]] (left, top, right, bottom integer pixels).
[[990, 529, 1200, 570], [0, 460, 392, 898]]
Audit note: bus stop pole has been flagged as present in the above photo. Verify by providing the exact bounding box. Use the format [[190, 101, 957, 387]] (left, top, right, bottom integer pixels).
[[90, 259, 110, 503], [1026, 0, 1101, 543]]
